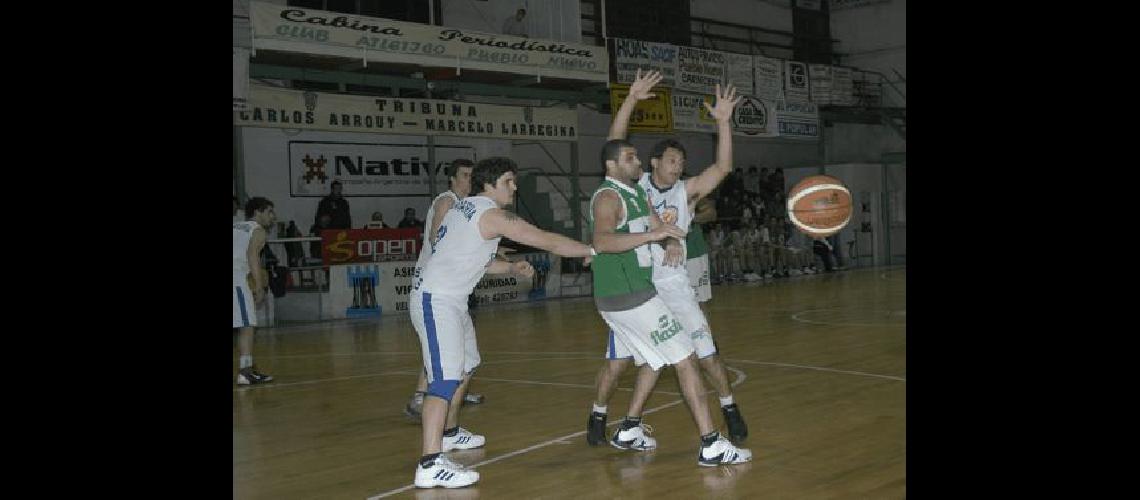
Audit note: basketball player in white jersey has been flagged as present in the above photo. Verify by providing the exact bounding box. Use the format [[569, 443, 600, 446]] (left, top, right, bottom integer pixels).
[[687, 196, 716, 298], [409, 157, 598, 489], [404, 159, 481, 420], [587, 70, 752, 448], [233, 197, 276, 386]]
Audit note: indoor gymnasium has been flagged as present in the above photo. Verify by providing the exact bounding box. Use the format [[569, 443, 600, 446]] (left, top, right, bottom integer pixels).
[[233, 1, 905, 498]]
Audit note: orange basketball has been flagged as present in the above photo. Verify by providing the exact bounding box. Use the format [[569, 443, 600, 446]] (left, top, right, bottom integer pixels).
[[786, 175, 853, 238]]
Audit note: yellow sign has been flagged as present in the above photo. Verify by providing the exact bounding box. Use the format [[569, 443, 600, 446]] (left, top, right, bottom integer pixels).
[[609, 84, 674, 134]]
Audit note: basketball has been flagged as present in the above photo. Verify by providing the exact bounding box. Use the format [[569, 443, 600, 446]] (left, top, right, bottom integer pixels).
[[786, 175, 853, 238]]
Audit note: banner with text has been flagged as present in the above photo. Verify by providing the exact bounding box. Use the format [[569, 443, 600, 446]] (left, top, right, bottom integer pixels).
[[320, 228, 423, 265], [809, 64, 833, 105], [724, 52, 756, 96], [776, 100, 820, 140], [784, 61, 811, 102], [731, 95, 779, 138], [676, 47, 726, 94], [753, 55, 784, 101], [609, 84, 674, 134], [250, 2, 607, 82], [289, 141, 475, 197], [326, 253, 562, 318], [672, 91, 715, 133], [236, 85, 578, 141], [831, 66, 855, 105], [673, 92, 778, 137], [609, 37, 679, 87]]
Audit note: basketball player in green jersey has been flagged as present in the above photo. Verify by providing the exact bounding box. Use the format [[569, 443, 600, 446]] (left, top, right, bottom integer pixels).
[[586, 71, 751, 465], [588, 70, 753, 456]]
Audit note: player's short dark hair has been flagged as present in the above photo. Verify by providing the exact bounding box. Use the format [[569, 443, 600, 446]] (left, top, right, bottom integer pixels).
[[649, 139, 686, 160], [445, 159, 474, 179], [244, 197, 273, 219], [472, 157, 518, 193], [601, 139, 635, 166]]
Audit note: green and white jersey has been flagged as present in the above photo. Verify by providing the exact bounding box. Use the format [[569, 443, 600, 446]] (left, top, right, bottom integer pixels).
[[589, 176, 657, 311]]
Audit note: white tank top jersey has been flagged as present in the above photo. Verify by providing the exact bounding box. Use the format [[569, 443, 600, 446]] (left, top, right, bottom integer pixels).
[[415, 190, 460, 270], [415, 196, 502, 297], [233, 220, 260, 281], [638, 172, 693, 281]]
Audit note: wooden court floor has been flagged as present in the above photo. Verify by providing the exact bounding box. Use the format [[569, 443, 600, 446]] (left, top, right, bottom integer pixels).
[[233, 266, 906, 499]]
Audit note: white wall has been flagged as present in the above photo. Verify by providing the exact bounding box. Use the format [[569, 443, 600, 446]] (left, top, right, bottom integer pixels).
[[830, 0, 906, 101], [825, 122, 905, 163], [823, 1, 906, 195]]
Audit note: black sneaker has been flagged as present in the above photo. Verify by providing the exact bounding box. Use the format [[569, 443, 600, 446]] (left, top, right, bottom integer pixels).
[[237, 367, 274, 386], [722, 404, 749, 442], [586, 411, 608, 446]]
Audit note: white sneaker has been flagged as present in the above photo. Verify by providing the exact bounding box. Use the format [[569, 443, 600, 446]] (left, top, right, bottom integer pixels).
[[442, 427, 486, 451], [611, 422, 657, 451], [414, 455, 479, 488], [789, 269, 802, 276], [698, 434, 752, 466], [236, 367, 273, 386]]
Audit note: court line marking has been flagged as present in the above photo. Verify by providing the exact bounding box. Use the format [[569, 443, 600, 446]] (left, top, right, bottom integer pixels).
[[880, 269, 906, 281], [725, 358, 905, 382], [366, 365, 748, 499], [261, 351, 595, 360], [233, 371, 415, 391], [790, 308, 907, 328], [474, 376, 683, 396], [232, 357, 598, 392]]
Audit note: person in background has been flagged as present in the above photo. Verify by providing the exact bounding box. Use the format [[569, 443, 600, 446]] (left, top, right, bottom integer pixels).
[[317, 180, 352, 229], [309, 213, 333, 262], [364, 212, 391, 229], [501, 8, 528, 37]]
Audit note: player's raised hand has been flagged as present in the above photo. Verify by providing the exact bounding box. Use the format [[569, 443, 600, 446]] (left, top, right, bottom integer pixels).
[[628, 68, 663, 101], [703, 83, 743, 123]]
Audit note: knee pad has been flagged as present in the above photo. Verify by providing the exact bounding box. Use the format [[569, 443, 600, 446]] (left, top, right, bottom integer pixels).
[[426, 379, 462, 401]]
